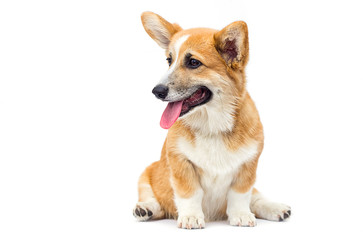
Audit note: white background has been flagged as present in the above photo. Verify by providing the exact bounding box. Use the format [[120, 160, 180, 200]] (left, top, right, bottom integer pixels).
[[1, 0, 363, 239]]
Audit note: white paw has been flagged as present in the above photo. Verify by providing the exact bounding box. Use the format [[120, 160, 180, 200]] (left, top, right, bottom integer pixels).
[[229, 211, 256, 227], [177, 215, 205, 229], [133, 201, 161, 221], [267, 202, 291, 221], [253, 201, 291, 221]]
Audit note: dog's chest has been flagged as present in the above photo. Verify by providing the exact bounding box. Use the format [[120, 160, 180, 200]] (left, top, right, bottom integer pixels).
[[177, 135, 258, 220], [177, 135, 258, 175]]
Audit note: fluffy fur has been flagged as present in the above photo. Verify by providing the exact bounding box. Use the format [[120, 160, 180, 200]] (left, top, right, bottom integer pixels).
[[133, 12, 291, 229]]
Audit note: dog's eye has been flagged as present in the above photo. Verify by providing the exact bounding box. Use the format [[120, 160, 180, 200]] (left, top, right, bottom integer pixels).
[[187, 58, 202, 69], [166, 57, 172, 66]]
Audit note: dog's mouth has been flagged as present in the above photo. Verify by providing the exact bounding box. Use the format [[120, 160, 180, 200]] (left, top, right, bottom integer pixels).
[[160, 87, 212, 129]]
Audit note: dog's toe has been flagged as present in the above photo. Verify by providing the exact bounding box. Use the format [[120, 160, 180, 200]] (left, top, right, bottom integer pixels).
[[133, 205, 153, 221], [277, 208, 291, 222]]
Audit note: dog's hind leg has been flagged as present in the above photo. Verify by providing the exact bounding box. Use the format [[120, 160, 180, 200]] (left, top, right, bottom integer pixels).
[[133, 167, 164, 221], [250, 188, 291, 222]]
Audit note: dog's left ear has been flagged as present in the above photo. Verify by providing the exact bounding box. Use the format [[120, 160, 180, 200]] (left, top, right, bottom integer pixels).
[[214, 21, 249, 69], [141, 12, 182, 49]]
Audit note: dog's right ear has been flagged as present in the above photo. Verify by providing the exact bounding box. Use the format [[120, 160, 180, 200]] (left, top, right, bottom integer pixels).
[[141, 12, 182, 49]]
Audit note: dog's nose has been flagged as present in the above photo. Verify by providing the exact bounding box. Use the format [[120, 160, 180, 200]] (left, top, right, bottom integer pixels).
[[152, 84, 169, 100]]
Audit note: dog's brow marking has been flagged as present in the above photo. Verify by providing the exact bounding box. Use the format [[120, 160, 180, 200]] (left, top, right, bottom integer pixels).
[[167, 35, 189, 75]]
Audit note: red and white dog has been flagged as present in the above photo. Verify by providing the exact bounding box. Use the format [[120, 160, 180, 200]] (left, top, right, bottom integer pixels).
[[133, 12, 291, 229]]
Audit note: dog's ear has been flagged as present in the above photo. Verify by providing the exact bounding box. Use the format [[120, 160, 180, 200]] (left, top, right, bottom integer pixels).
[[214, 21, 249, 69], [141, 12, 182, 49]]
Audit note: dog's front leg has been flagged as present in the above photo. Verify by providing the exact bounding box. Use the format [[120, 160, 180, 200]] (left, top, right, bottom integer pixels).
[[168, 152, 205, 229], [226, 159, 258, 227], [174, 187, 204, 229]]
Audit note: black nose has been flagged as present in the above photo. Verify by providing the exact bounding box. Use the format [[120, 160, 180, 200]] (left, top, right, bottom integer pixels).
[[152, 84, 169, 100]]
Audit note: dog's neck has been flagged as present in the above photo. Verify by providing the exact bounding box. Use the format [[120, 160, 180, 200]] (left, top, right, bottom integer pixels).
[[180, 90, 247, 137]]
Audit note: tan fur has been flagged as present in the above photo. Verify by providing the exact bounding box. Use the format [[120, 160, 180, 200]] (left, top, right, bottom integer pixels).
[[141, 12, 182, 49], [134, 12, 291, 227]]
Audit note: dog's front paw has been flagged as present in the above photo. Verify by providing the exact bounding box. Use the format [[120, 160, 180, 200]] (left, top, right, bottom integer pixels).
[[177, 215, 205, 229], [229, 211, 256, 227]]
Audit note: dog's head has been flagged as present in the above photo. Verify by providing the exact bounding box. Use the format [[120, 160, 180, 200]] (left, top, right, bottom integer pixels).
[[141, 12, 249, 134]]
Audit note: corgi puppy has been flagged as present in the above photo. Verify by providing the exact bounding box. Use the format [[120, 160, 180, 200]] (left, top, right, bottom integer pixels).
[[133, 12, 291, 229]]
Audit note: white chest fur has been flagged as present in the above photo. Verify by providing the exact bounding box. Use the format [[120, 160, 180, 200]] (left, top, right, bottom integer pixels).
[[177, 134, 259, 220]]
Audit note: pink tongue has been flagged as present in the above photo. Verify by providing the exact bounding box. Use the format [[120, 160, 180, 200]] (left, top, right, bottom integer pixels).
[[160, 101, 183, 129]]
